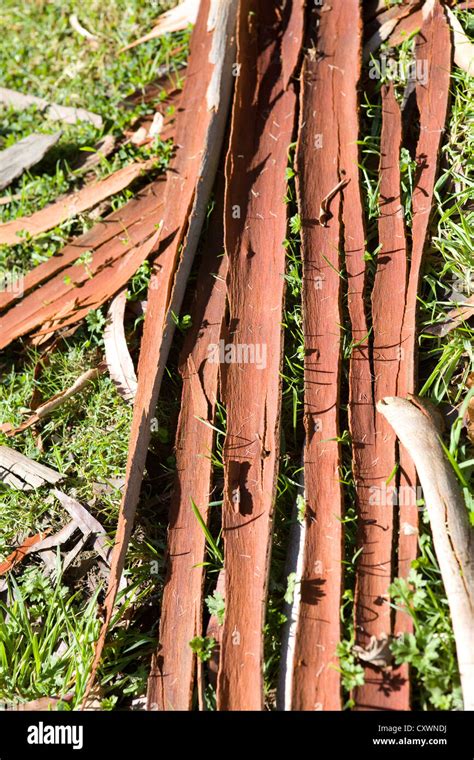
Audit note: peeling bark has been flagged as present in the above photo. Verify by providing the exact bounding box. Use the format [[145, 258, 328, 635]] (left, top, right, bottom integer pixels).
[[0, 179, 166, 315], [0, 160, 153, 246], [84, 0, 238, 701], [216, 0, 304, 711], [365, 84, 413, 710], [147, 176, 227, 711], [290, 3, 344, 711]]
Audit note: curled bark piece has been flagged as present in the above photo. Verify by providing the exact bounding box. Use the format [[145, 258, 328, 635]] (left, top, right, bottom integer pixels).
[[447, 7, 474, 75], [0, 132, 61, 192], [0, 87, 102, 128], [377, 396, 474, 711], [0, 160, 153, 246], [318, 178, 350, 227], [104, 291, 137, 403]]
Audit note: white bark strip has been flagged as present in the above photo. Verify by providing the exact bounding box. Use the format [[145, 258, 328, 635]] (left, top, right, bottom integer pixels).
[[378, 396, 474, 710], [104, 290, 137, 403]]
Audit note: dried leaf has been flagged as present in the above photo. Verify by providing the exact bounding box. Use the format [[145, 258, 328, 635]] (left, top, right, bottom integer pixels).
[[0, 132, 61, 191], [4, 365, 106, 436], [447, 7, 474, 75], [69, 13, 98, 41], [121, 0, 200, 51], [104, 291, 137, 403], [53, 490, 111, 564], [424, 294, 474, 337], [0, 445, 63, 490], [0, 87, 102, 128]]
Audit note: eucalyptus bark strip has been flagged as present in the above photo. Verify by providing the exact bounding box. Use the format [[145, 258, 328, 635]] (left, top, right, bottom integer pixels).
[[378, 396, 474, 711], [290, 3, 344, 711], [84, 0, 238, 699], [369, 83, 413, 709], [329, 0, 399, 711], [216, 0, 304, 711], [147, 179, 227, 711]]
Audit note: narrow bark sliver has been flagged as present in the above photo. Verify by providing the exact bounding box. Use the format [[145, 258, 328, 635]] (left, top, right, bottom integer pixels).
[[216, 0, 304, 711], [147, 179, 227, 711], [363, 83, 412, 710], [84, 0, 238, 702], [290, 4, 344, 711], [354, 0, 451, 710]]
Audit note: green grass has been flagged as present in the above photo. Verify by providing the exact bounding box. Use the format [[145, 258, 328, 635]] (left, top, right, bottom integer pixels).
[[0, 0, 187, 708]]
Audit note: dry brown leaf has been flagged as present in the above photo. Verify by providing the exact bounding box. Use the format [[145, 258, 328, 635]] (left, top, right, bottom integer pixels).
[[424, 294, 474, 337], [4, 365, 106, 436], [121, 0, 200, 51], [0, 445, 63, 490], [53, 490, 111, 564], [104, 291, 137, 403], [447, 7, 474, 75], [69, 13, 98, 41]]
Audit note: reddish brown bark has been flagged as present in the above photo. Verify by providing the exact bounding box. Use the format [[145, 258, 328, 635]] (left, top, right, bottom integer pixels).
[[395, 0, 451, 656], [147, 180, 227, 711], [290, 4, 343, 711], [334, 0, 399, 711], [0, 219, 163, 348], [216, 0, 304, 711], [84, 0, 237, 701], [0, 161, 154, 246], [0, 180, 164, 316], [363, 84, 412, 710]]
